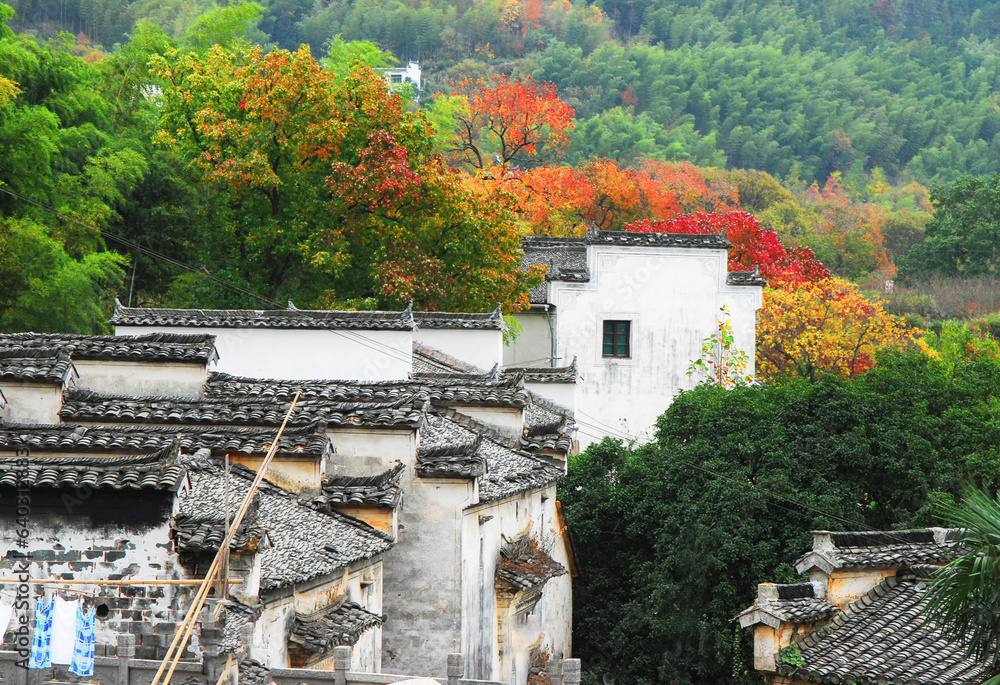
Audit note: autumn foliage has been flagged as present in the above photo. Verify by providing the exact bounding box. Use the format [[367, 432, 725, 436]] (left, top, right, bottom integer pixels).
[[451, 75, 574, 170], [627, 211, 830, 285], [756, 278, 924, 381], [513, 160, 738, 235], [153, 44, 542, 311]]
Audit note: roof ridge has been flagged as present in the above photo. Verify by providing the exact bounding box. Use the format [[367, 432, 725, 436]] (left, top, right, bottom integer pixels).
[[0, 443, 181, 467]]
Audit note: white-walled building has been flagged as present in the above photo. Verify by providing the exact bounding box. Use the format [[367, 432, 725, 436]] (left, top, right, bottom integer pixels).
[[506, 231, 764, 449], [0, 321, 573, 685]]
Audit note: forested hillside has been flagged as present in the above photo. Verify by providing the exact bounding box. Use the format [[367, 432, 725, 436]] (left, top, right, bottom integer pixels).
[[9, 0, 1000, 183]]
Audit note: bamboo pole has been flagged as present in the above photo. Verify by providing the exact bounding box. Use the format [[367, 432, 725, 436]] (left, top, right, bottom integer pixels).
[[151, 392, 300, 685]]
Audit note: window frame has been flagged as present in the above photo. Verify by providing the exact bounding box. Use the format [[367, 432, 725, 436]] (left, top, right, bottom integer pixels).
[[602, 320, 631, 358]]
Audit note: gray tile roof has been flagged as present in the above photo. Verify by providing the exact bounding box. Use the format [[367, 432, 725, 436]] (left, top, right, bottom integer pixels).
[[289, 598, 385, 656], [778, 567, 986, 685], [413, 307, 506, 330], [178, 458, 393, 590], [434, 409, 564, 502], [504, 359, 577, 384], [0, 350, 77, 385], [411, 342, 486, 375], [206, 373, 530, 409], [417, 413, 485, 478], [477, 436, 563, 502], [736, 583, 838, 629], [796, 529, 964, 574], [237, 658, 273, 685], [520, 404, 572, 456], [314, 464, 405, 509], [416, 410, 563, 497], [61, 390, 425, 429], [0, 423, 332, 459], [0, 445, 187, 490], [727, 267, 767, 287], [110, 300, 416, 331], [0, 332, 218, 364], [495, 537, 567, 593], [171, 512, 265, 553]]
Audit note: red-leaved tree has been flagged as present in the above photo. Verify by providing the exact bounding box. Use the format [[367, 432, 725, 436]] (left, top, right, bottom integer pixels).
[[626, 211, 830, 286]]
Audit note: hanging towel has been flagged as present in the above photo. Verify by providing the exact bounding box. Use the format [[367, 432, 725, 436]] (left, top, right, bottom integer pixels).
[[69, 604, 96, 677], [28, 597, 54, 669], [0, 599, 14, 635], [49, 596, 79, 665]]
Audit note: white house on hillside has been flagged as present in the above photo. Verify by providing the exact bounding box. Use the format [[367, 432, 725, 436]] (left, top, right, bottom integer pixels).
[[506, 230, 765, 449]]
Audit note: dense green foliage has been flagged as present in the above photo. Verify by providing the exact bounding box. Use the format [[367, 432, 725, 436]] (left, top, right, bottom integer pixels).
[[10, 0, 1000, 182], [559, 350, 1000, 684], [902, 173, 1000, 277], [0, 3, 132, 332]]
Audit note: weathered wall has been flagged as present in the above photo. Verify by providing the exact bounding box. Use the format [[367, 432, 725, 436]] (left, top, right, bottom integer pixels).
[[332, 505, 396, 538], [448, 408, 523, 441], [414, 330, 504, 373], [0, 489, 198, 661], [113, 326, 413, 382], [257, 560, 384, 673], [0, 383, 64, 423], [542, 246, 761, 449], [229, 454, 323, 496], [325, 429, 415, 478], [523, 383, 574, 415], [460, 484, 571, 685], [72, 361, 209, 397], [826, 569, 894, 608], [380, 466, 474, 677], [503, 311, 553, 368]]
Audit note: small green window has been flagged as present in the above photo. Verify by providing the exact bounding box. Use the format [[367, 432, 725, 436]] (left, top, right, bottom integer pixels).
[[602, 320, 631, 358]]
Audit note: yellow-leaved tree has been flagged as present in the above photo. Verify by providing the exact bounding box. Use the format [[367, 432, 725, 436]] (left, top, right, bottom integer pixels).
[[756, 278, 926, 382]]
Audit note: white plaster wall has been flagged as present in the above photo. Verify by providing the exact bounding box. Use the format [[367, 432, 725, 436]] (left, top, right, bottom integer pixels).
[[381, 462, 475, 677], [114, 326, 413, 382], [254, 603, 295, 667], [254, 561, 384, 672], [450, 407, 523, 441], [549, 246, 761, 450], [414, 330, 503, 372], [325, 429, 416, 477], [0, 384, 64, 423], [503, 312, 553, 368], [460, 484, 572, 684], [524, 383, 575, 415], [72, 360, 209, 397]]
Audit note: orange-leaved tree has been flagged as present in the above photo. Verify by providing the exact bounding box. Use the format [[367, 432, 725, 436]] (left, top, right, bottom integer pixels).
[[450, 75, 574, 170], [514, 160, 739, 235], [153, 44, 541, 311], [756, 278, 924, 382]]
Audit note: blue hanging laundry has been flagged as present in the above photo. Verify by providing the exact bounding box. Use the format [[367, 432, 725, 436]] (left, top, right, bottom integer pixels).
[[27, 596, 54, 669], [69, 603, 96, 677]]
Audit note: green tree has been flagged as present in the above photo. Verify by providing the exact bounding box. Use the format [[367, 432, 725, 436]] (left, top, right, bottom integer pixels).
[[904, 174, 1000, 277], [0, 218, 127, 332], [560, 350, 1000, 685]]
